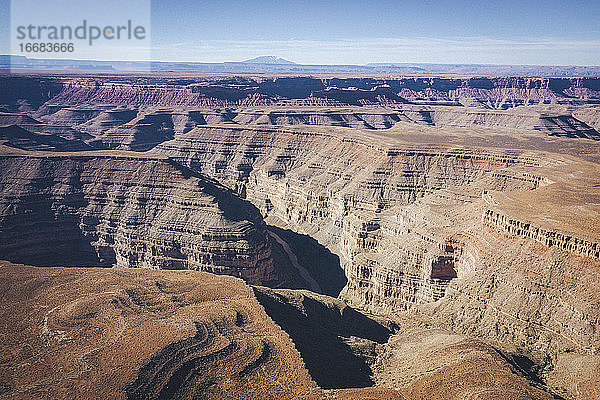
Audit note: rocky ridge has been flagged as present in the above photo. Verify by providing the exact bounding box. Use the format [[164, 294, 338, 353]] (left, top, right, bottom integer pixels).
[[8, 76, 599, 110], [151, 125, 553, 306], [0, 262, 319, 400], [2, 75, 600, 156]]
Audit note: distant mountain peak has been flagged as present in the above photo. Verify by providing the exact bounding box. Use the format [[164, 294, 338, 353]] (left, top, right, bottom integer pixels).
[[241, 56, 296, 65]]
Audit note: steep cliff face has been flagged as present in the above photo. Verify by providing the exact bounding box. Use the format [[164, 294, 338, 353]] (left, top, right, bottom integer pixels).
[[82, 109, 208, 151], [10, 261, 555, 400], [254, 286, 553, 399], [423, 228, 600, 357], [0, 124, 91, 152], [416, 222, 600, 400], [20, 76, 600, 109], [3, 75, 599, 155], [152, 124, 600, 400], [253, 286, 395, 389], [424, 108, 600, 138], [573, 107, 600, 131], [483, 209, 600, 259], [0, 152, 278, 285], [151, 125, 547, 308], [0, 76, 63, 112], [50, 106, 593, 138], [2, 73, 599, 399]]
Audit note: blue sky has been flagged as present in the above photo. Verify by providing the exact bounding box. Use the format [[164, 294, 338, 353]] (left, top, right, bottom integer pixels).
[[2, 0, 600, 65]]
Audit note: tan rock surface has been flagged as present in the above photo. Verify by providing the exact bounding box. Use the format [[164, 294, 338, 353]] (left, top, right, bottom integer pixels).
[[373, 326, 553, 400], [153, 123, 600, 399]]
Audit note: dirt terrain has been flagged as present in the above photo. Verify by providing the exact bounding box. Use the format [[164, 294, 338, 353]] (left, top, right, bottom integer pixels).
[[0, 261, 317, 399]]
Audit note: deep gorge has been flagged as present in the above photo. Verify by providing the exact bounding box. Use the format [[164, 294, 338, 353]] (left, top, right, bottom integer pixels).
[[1, 74, 599, 399]]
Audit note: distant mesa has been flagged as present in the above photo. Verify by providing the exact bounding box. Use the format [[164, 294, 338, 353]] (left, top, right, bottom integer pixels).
[[5, 55, 600, 75], [241, 56, 297, 65]]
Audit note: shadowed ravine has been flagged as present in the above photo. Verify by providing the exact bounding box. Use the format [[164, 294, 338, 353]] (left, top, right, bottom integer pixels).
[[266, 225, 346, 297], [253, 286, 395, 389], [268, 229, 323, 293]]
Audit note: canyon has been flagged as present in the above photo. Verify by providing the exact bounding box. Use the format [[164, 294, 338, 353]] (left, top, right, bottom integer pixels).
[[0, 73, 599, 399]]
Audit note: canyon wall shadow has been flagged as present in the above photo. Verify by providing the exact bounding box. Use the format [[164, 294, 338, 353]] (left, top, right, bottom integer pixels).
[[267, 225, 346, 297], [253, 287, 395, 389]]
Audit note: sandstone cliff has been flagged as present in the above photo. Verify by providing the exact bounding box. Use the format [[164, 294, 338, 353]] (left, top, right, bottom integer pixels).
[[152, 124, 600, 399], [0, 151, 278, 285], [3, 75, 600, 157], [151, 125, 550, 307], [254, 286, 554, 399], [2, 72, 600, 399], [7, 75, 599, 110]]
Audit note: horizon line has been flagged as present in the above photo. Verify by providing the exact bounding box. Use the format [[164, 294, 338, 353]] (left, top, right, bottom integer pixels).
[[3, 55, 600, 68]]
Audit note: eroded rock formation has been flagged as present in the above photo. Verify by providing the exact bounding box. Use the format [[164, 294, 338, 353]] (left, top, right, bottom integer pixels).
[[151, 123, 600, 399], [151, 125, 548, 308], [1, 73, 600, 399], [0, 151, 278, 285], [5, 75, 599, 110], [3, 260, 556, 399], [483, 208, 600, 259]]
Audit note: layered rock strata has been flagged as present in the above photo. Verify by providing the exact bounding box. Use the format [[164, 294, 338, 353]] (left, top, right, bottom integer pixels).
[[8, 75, 600, 110], [1, 73, 600, 399], [253, 286, 396, 389], [483, 209, 600, 259], [152, 125, 547, 309], [3, 75, 600, 155], [152, 124, 600, 400], [0, 124, 91, 152], [254, 286, 555, 399], [0, 151, 277, 285]]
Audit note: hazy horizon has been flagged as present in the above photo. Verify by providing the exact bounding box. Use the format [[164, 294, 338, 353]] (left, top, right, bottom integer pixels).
[[3, 53, 600, 68], [1, 0, 600, 66]]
